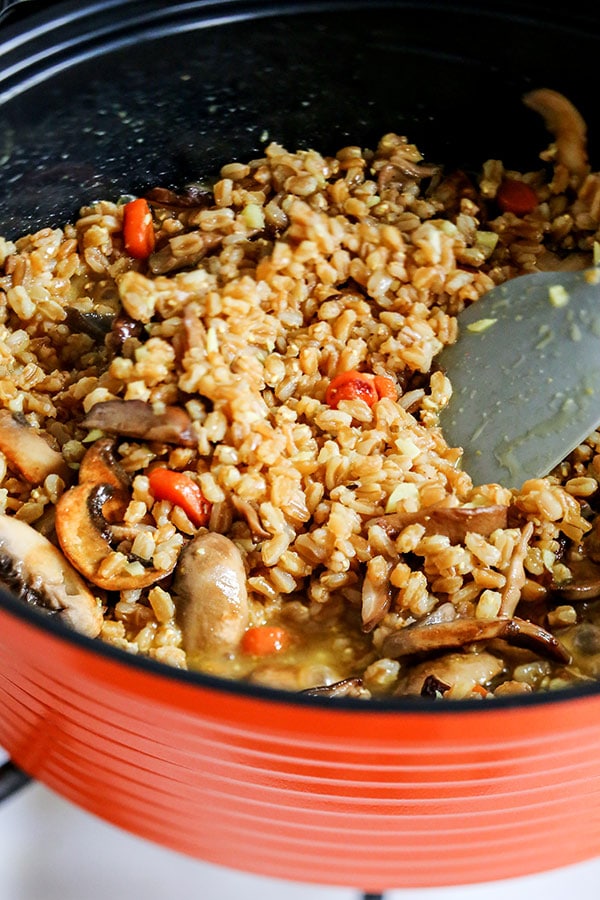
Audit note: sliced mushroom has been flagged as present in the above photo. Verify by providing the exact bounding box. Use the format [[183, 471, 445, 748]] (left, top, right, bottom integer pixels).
[[303, 677, 371, 699], [523, 88, 589, 182], [583, 516, 600, 564], [64, 308, 115, 341], [420, 673, 452, 698], [361, 571, 391, 632], [0, 409, 71, 485], [230, 495, 271, 540], [397, 650, 503, 698], [82, 399, 196, 447], [556, 621, 600, 678], [105, 314, 144, 356], [78, 437, 130, 489], [55, 441, 174, 591], [145, 185, 213, 211], [550, 516, 600, 601], [55, 481, 174, 591], [551, 557, 600, 602], [172, 532, 249, 654], [499, 521, 534, 617], [371, 502, 508, 542], [375, 158, 440, 191], [0, 514, 102, 637], [382, 616, 570, 664], [148, 232, 223, 275]]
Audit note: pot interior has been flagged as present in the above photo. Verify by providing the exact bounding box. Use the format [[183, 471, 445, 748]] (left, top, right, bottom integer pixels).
[[0, 1, 598, 236]]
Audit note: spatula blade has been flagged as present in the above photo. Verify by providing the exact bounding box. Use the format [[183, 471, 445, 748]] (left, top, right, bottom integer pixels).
[[437, 268, 600, 488]]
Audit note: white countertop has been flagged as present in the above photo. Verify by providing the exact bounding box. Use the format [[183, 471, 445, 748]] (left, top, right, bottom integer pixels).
[[1, 761, 599, 900]]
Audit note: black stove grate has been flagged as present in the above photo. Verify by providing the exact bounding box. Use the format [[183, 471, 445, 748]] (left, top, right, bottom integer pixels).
[[0, 760, 31, 802]]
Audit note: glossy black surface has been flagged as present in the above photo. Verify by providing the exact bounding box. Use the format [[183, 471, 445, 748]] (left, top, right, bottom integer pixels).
[[0, 1, 598, 236]]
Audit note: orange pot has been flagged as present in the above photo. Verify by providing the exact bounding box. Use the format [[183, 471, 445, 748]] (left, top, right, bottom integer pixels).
[[2, 593, 600, 891], [1, 1, 600, 892]]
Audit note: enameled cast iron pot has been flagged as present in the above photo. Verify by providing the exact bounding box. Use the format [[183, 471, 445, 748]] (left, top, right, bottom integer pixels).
[[1, 1, 600, 891]]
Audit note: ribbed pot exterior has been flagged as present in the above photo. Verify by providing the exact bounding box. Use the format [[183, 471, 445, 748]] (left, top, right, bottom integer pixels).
[[1, 604, 599, 890]]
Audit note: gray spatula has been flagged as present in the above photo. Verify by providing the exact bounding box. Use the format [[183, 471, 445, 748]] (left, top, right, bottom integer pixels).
[[436, 267, 600, 488]]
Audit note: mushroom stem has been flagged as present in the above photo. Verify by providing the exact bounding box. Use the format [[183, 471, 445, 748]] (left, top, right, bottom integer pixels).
[[172, 532, 249, 655], [499, 521, 534, 617]]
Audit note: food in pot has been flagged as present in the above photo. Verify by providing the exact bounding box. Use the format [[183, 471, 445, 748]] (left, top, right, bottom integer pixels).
[[1, 89, 600, 701]]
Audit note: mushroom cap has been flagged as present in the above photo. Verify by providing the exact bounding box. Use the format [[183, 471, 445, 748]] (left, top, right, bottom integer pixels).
[[55, 481, 175, 591], [0, 514, 102, 637]]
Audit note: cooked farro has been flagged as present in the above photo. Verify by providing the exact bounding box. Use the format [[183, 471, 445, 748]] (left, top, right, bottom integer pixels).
[[1, 89, 600, 700]]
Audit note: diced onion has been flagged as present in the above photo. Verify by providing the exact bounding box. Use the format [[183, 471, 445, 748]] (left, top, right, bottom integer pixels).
[[385, 482, 419, 513], [467, 318, 497, 333]]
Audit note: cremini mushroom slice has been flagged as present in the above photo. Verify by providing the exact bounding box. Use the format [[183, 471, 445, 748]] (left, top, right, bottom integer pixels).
[[64, 307, 115, 340], [523, 88, 589, 183], [303, 677, 371, 699], [0, 514, 102, 637], [550, 516, 600, 601], [55, 439, 174, 591], [145, 185, 213, 211], [230, 495, 271, 540], [371, 502, 508, 542], [105, 314, 144, 357], [148, 231, 223, 275], [0, 409, 71, 485], [77, 437, 131, 489], [361, 567, 392, 632], [172, 531, 249, 655], [382, 616, 570, 664], [555, 620, 600, 679], [583, 516, 600, 564], [551, 559, 600, 602], [419, 673, 452, 698], [398, 651, 503, 698], [82, 399, 196, 447], [55, 481, 174, 591]]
